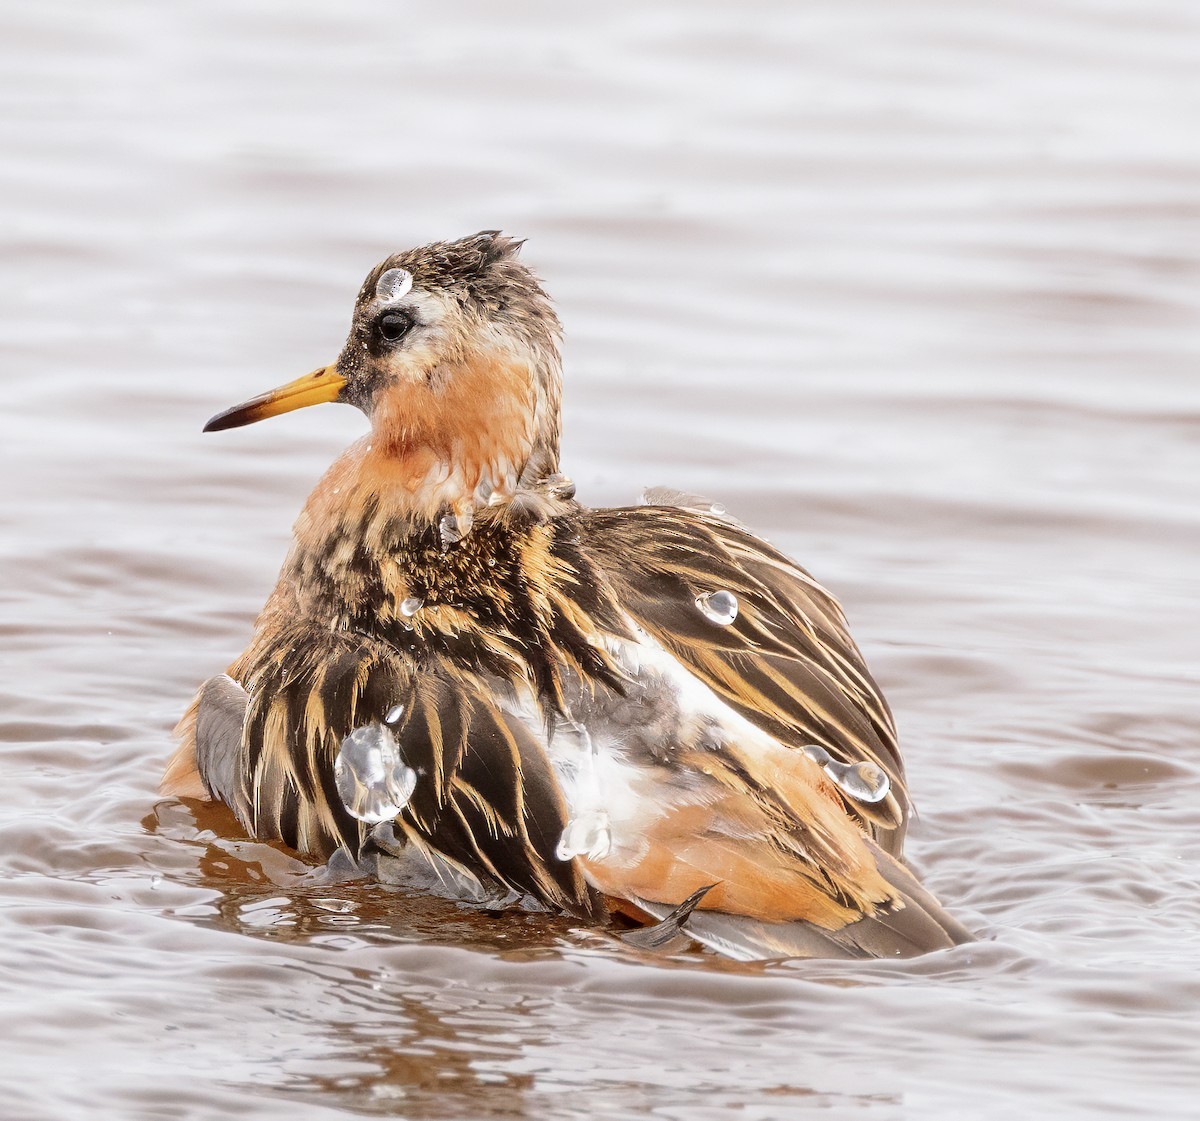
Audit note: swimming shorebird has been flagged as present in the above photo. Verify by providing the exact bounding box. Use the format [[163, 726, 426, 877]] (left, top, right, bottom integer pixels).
[[164, 231, 969, 960]]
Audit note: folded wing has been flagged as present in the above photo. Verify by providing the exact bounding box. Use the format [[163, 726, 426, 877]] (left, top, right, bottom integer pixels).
[[179, 623, 601, 919], [582, 504, 909, 854]]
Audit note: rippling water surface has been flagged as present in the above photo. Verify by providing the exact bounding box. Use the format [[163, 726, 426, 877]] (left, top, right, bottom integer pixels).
[[3, 2, 1199, 1118]]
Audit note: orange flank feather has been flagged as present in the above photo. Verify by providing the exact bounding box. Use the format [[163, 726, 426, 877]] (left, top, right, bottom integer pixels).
[[580, 748, 894, 927]]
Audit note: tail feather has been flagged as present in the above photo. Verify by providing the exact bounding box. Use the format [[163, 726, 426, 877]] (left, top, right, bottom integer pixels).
[[631, 846, 970, 962], [631, 900, 858, 961], [861, 841, 974, 950]]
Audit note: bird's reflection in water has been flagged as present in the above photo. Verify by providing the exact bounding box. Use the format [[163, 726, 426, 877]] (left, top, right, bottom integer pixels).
[[143, 797, 585, 950], [137, 799, 922, 1116], [276, 987, 541, 1119], [140, 799, 588, 1116]]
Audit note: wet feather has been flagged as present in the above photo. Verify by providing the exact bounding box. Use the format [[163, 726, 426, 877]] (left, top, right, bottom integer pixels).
[[167, 232, 968, 960]]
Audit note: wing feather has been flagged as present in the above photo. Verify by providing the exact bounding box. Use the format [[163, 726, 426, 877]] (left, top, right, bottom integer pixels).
[[415, 685, 601, 915], [582, 505, 909, 851], [218, 622, 599, 917]]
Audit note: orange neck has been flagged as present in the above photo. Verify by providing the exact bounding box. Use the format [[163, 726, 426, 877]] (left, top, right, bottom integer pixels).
[[294, 353, 540, 549]]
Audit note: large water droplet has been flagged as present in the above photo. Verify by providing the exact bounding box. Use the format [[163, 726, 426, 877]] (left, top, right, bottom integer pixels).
[[556, 811, 612, 861], [375, 267, 413, 303], [801, 745, 891, 804], [696, 590, 738, 625], [400, 596, 423, 618], [828, 760, 891, 803], [334, 722, 417, 824], [384, 704, 405, 725]]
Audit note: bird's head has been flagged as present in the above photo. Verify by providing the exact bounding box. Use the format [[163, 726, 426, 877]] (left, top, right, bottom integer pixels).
[[205, 232, 563, 506]]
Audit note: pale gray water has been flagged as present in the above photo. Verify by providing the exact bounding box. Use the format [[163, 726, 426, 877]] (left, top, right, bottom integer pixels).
[[2, 2, 1199, 1118]]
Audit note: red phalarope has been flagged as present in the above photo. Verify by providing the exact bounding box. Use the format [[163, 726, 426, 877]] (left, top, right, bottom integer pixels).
[[164, 232, 970, 960]]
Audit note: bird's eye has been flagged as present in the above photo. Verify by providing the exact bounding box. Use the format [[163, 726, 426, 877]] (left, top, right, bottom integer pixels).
[[377, 312, 413, 343]]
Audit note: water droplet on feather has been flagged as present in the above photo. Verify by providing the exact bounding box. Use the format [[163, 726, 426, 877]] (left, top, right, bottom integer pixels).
[[801, 744, 833, 767], [400, 596, 423, 618], [556, 811, 612, 861], [439, 509, 473, 549], [696, 590, 738, 625], [829, 760, 890, 802], [546, 472, 576, 500], [801, 745, 891, 803], [384, 704, 405, 725], [335, 722, 417, 824]]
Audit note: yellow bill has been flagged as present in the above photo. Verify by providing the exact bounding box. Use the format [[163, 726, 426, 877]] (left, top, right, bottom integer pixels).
[[204, 365, 346, 432]]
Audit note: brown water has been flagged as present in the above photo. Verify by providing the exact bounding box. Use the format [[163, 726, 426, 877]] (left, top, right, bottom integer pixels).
[[3, 2, 1199, 1117]]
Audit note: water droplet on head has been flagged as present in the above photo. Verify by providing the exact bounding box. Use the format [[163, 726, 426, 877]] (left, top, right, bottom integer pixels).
[[384, 704, 405, 725], [375, 267, 413, 303], [696, 590, 738, 625], [400, 596, 423, 618], [556, 811, 612, 861], [334, 722, 417, 824]]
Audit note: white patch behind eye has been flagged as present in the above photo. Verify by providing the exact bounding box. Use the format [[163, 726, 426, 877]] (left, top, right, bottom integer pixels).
[[376, 268, 413, 303]]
